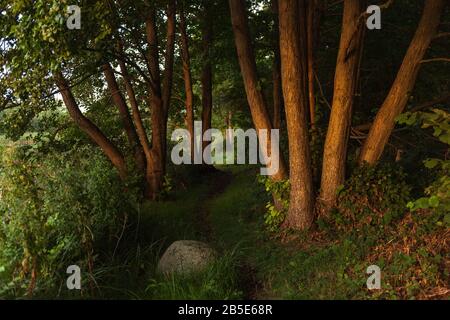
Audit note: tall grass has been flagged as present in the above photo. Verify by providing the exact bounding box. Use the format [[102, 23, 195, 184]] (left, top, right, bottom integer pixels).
[[146, 250, 243, 300]]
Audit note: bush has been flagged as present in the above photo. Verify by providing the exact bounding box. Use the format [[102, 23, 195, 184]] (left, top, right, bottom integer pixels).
[[365, 209, 449, 299], [257, 175, 290, 233], [398, 108, 450, 225], [0, 144, 137, 297], [322, 163, 411, 237]]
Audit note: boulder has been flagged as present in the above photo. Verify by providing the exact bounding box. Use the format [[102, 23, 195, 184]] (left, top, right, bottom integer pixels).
[[157, 240, 217, 275]]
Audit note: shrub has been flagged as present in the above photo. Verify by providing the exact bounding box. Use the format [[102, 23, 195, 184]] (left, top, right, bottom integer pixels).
[[257, 175, 290, 233], [0, 144, 137, 297], [397, 108, 449, 225], [323, 163, 411, 237]]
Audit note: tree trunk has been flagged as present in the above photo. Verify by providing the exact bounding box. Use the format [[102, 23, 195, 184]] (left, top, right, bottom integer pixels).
[[320, 0, 366, 210], [179, 5, 195, 161], [359, 0, 446, 164], [144, 1, 176, 199], [229, 0, 288, 182], [102, 63, 146, 173], [306, 0, 319, 127], [271, 0, 282, 130], [298, 0, 309, 117], [272, 63, 282, 130], [55, 72, 127, 180], [201, 1, 214, 160], [117, 42, 152, 161], [278, 0, 315, 230], [161, 0, 176, 168], [117, 41, 155, 196], [145, 9, 164, 198]]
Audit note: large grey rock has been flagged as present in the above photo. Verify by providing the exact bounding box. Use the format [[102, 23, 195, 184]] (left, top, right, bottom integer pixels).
[[157, 240, 217, 275]]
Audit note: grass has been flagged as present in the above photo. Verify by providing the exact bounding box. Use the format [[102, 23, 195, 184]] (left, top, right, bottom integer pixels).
[[91, 165, 377, 300], [145, 250, 243, 300], [7, 164, 445, 300], [82, 168, 245, 300], [206, 167, 371, 299]]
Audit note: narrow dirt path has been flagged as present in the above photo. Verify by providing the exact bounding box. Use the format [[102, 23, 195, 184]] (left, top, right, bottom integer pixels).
[[195, 169, 263, 299], [195, 169, 232, 242]]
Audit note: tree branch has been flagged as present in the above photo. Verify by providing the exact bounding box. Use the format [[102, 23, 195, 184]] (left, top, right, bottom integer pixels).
[[434, 32, 450, 39], [421, 57, 450, 63]]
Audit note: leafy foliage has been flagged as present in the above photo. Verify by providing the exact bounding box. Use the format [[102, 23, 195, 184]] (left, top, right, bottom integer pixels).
[[397, 109, 450, 225], [323, 163, 412, 237], [258, 175, 290, 232], [0, 143, 137, 297]]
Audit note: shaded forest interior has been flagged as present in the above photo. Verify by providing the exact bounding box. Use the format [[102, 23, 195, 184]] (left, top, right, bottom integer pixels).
[[0, 0, 449, 299]]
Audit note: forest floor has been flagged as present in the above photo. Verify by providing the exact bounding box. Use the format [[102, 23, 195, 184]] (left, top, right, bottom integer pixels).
[[97, 165, 448, 300], [122, 166, 370, 300]]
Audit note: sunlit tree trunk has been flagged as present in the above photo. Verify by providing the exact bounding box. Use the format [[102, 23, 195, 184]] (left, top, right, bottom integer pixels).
[[279, 0, 315, 230], [320, 0, 366, 210], [359, 0, 446, 165], [228, 0, 288, 182]]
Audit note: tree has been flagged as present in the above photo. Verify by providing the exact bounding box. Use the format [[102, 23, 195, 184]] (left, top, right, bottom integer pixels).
[[179, 2, 195, 162], [359, 0, 447, 165], [55, 72, 128, 180], [278, 0, 315, 230], [271, 0, 282, 130], [320, 0, 366, 210], [200, 1, 214, 160], [103, 62, 146, 173], [306, 0, 323, 128], [116, 39, 153, 182], [145, 1, 176, 198], [228, 0, 288, 183]]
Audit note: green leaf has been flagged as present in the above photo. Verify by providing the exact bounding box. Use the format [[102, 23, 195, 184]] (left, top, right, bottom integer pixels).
[[444, 214, 450, 226], [439, 133, 450, 145], [424, 159, 440, 169], [414, 198, 430, 210], [335, 185, 345, 196], [428, 196, 440, 208]]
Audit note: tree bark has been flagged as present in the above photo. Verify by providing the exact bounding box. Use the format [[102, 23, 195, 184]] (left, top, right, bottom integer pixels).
[[146, 7, 162, 98], [298, 0, 309, 117], [201, 1, 214, 158], [320, 0, 366, 210], [117, 42, 152, 161], [145, 8, 164, 198], [179, 4, 195, 161], [359, 0, 446, 165], [116, 41, 158, 196], [306, 0, 320, 127], [272, 63, 282, 130], [145, 1, 176, 199], [161, 0, 176, 164], [102, 63, 146, 172], [278, 0, 315, 230], [229, 0, 288, 182], [271, 0, 282, 130], [55, 72, 127, 180]]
